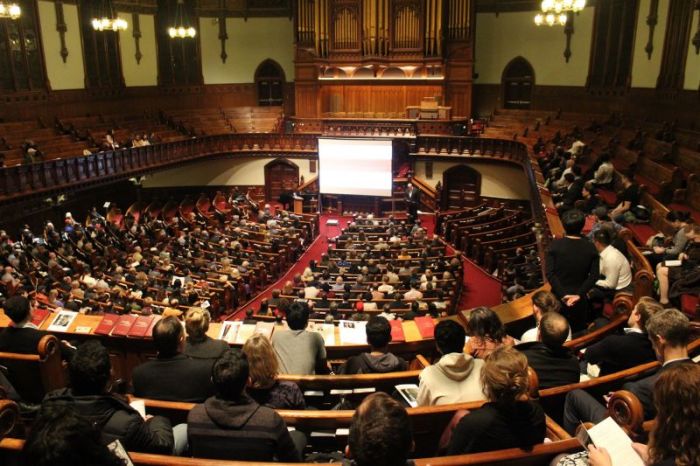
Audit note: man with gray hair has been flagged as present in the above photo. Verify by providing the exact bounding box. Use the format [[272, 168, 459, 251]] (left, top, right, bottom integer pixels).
[[562, 308, 692, 434]]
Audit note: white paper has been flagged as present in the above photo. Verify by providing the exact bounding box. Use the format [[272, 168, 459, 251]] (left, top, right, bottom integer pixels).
[[587, 417, 644, 466], [338, 320, 367, 345], [218, 321, 241, 344], [107, 440, 134, 466], [130, 399, 146, 420]]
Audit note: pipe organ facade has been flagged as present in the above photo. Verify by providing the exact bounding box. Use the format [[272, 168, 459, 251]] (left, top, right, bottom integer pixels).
[[294, 0, 474, 118]]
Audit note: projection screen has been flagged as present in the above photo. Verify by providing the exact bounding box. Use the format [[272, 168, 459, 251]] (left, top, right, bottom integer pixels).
[[318, 138, 393, 197]]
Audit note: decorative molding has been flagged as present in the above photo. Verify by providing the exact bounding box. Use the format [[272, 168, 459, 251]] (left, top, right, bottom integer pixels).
[[644, 0, 659, 59], [563, 11, 574, 63], [132, 13, 143, 64], [656, 0, 694, 90], [218, 1, 229, 63], [54, 1, 69, 63]]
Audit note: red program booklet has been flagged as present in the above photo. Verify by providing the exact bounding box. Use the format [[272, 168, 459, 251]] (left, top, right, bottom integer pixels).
[[145, 315, 162, 338], [111, 314, 137, 337], [414, 316, 435, 339], [30, 308, 51, 328], [94, 314, 120, 335], [128, 315, 155, 338], [389, 320, 406, 342]]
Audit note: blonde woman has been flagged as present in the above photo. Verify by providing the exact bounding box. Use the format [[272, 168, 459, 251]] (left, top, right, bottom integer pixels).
[[184, 308, 228, 360], [242, 334, 306, 410]]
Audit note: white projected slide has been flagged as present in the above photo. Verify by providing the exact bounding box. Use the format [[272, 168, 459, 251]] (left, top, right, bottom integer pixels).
[[318, 138, 393, 197]]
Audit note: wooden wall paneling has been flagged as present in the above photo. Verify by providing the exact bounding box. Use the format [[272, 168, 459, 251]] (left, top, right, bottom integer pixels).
[[656, 0, 695, 90]]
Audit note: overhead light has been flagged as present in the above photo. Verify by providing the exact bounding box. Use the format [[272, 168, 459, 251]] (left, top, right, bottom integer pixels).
[[91, 0, 127, 32], [534, 0, 584, 26], [0, 2, 21, 20], [168, 0, 196, 39]]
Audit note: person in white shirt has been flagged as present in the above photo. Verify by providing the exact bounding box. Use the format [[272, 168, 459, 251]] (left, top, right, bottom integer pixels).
[[403, 282, 423, 301], [591, 153, 614, 186], [589, 229, 633, 313], [520, 290, 571, 343], [377, 276, 395, 295]]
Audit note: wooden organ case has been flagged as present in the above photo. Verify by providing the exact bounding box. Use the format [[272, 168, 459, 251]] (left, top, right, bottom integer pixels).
[[294, 0, 474, 118]]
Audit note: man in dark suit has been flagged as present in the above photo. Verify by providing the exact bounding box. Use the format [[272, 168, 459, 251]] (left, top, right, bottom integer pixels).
[[0, 296, 73, 359], [582, 297, 662, 376], [562, 308, 692, 435], [517, 312, 580, 389], [131, 316, 215, 402], [545, 209, 600, 333], [405, 183, 419, 220]]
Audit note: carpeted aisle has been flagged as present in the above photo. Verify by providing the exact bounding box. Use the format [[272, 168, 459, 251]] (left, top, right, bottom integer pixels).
[[458, 258, 503, 310]]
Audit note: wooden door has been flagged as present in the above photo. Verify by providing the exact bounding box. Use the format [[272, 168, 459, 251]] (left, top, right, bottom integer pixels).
[[502, 57, 535, 110], [265, 159, 299, 202], [442, 165, 481, 210]]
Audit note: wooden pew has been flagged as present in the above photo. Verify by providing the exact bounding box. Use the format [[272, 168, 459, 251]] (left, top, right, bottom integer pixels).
[[0, 335, 66, 404]]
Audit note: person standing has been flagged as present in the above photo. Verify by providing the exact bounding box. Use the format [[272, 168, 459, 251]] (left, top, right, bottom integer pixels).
[[405, 182, 419, 221], [545, 209, 599, 334]]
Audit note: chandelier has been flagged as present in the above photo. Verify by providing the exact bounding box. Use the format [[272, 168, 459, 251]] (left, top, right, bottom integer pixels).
[[0, 2, 21, 20], [534, 0, 586, 26], [91, 0, 128, 32], [168, 0, 196, 39]]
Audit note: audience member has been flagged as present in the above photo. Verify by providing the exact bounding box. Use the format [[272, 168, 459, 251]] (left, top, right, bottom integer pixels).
[[417, 320, 485, 406], [187, 349, 305, 461], [464, 307, 514, 359], [344, 392, 414, 466], [271, 302, 329, 375], [545, 209, 600, 333], [582, 297, 662, 376], [655, 223, 699, 306], [339, 316, 408, 374], [43, 340, 180, 454], [184, 308, 228, 360], [520, 290, 568, 343], [563, 308, 692, 434], [242, 334, 305, 409], [588, 229, 634, 317], [446, 347, 545, 455], [610, 171, 641, 223], [516, 313, 580, 389], [22, 405, 126, 466], [0, 295, 73, 360], [131, 316, 215, 402]]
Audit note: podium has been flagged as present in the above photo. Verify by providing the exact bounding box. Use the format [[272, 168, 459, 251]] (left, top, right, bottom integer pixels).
[[293, 197, 304, 214]]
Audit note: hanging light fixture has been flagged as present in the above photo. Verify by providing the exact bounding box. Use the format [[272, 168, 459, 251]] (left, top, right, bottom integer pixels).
[[0, 2, 21, 20], [91, 0, 128, 32], [168, 0, 196, 39], [534, 0, 585, 26]]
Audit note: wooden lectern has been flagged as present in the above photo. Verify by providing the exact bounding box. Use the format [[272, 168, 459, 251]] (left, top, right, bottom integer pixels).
[[293, 197, 304, 214]]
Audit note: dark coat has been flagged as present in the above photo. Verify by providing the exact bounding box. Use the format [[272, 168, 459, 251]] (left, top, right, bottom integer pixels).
[[43, 388, 173, 454], [187, 394, 301, 462], [131, 353, 215, 402], [517, 341, 580, 389], [184, 336, 229, 360], [583, 331, 656, 376]]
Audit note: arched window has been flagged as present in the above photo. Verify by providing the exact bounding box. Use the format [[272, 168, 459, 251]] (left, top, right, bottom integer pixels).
[[0, 0, 46, 91], [255, 59, 285, 107], [502, 57, 535, 109]]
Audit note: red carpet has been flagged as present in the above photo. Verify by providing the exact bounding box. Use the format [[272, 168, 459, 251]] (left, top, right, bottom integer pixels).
[[226, 212, 501, 319]]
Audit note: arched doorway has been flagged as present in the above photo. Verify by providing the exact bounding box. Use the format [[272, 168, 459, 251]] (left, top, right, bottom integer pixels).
[[441, 165, 481, 210], [264, 159, 299, 204], [255, 59, 285, 106], [502, 57, 535, 109]]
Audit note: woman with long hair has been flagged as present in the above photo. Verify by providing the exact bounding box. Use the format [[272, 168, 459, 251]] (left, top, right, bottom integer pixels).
[[464, 307, 515, 359], [588, 363, 700, 466], [242, 334, 306, 410]]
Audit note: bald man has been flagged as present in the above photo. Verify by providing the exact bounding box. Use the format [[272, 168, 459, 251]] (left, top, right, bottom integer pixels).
[[516, 313, 580, 389]]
